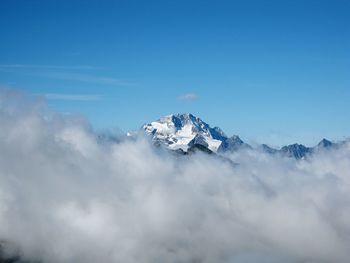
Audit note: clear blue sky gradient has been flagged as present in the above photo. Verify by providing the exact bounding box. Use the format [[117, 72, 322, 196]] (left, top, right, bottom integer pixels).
[[1, 0, 349, 146]]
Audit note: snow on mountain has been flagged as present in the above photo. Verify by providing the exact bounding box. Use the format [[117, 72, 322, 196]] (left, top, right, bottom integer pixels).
[[143, 113, 228, 152], [142, 113, 344, 159]]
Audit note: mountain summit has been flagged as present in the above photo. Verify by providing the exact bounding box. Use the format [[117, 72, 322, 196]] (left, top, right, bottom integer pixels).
[[143, 113, 228, 152], [142, 113, 342, 158]]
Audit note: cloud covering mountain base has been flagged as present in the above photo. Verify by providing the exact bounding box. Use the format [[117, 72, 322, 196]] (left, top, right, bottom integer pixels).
[[0, 92, 350, 263]]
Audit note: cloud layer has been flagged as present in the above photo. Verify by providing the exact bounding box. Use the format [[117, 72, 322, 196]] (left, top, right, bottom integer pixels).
[[0, 91, 350, 263]]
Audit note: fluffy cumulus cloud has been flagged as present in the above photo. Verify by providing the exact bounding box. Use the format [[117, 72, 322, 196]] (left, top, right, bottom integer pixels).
[[0, 90, 350, 263]]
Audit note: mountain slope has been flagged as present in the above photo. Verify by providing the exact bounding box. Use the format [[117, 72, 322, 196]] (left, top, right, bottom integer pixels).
[[280, 143, 311, 159], [142, 113, 344, 159], [143, 113, 227, 152]]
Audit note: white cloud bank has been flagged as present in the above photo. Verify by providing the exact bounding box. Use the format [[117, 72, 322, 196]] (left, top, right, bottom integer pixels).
[[0, 90, 350, 263]]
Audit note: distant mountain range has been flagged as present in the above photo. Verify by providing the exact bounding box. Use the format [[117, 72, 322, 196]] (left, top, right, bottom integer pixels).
[[141, 113, 345, 159]]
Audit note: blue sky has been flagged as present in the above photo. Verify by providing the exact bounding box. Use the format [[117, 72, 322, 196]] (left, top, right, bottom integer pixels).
[[0, 0, 349, 146]]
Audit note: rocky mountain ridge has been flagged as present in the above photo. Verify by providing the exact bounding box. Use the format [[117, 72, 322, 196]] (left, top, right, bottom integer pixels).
[[141, 113, 344, 159]]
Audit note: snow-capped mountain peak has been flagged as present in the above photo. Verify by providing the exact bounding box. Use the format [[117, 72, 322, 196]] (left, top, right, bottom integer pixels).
[[140, 114, 345, 159], [143, 113, 227, 152]]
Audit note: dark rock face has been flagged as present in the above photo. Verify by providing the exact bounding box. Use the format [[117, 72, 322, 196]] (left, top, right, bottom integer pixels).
[[317, 138, 334, 149], [280, 144, 311, 159], [218, 135, 250, 152], [187, 144, 214, 154], [188, 134, 209, 148], [260, 144, 278, 154]]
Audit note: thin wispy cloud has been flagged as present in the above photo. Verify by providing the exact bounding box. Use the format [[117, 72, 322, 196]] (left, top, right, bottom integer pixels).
[[0, 64, 98, 70], [42, 71, 132, 86], [0, 64, 134, 86], [178, 92, 198, 101], [45, 93, 103, 101]]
